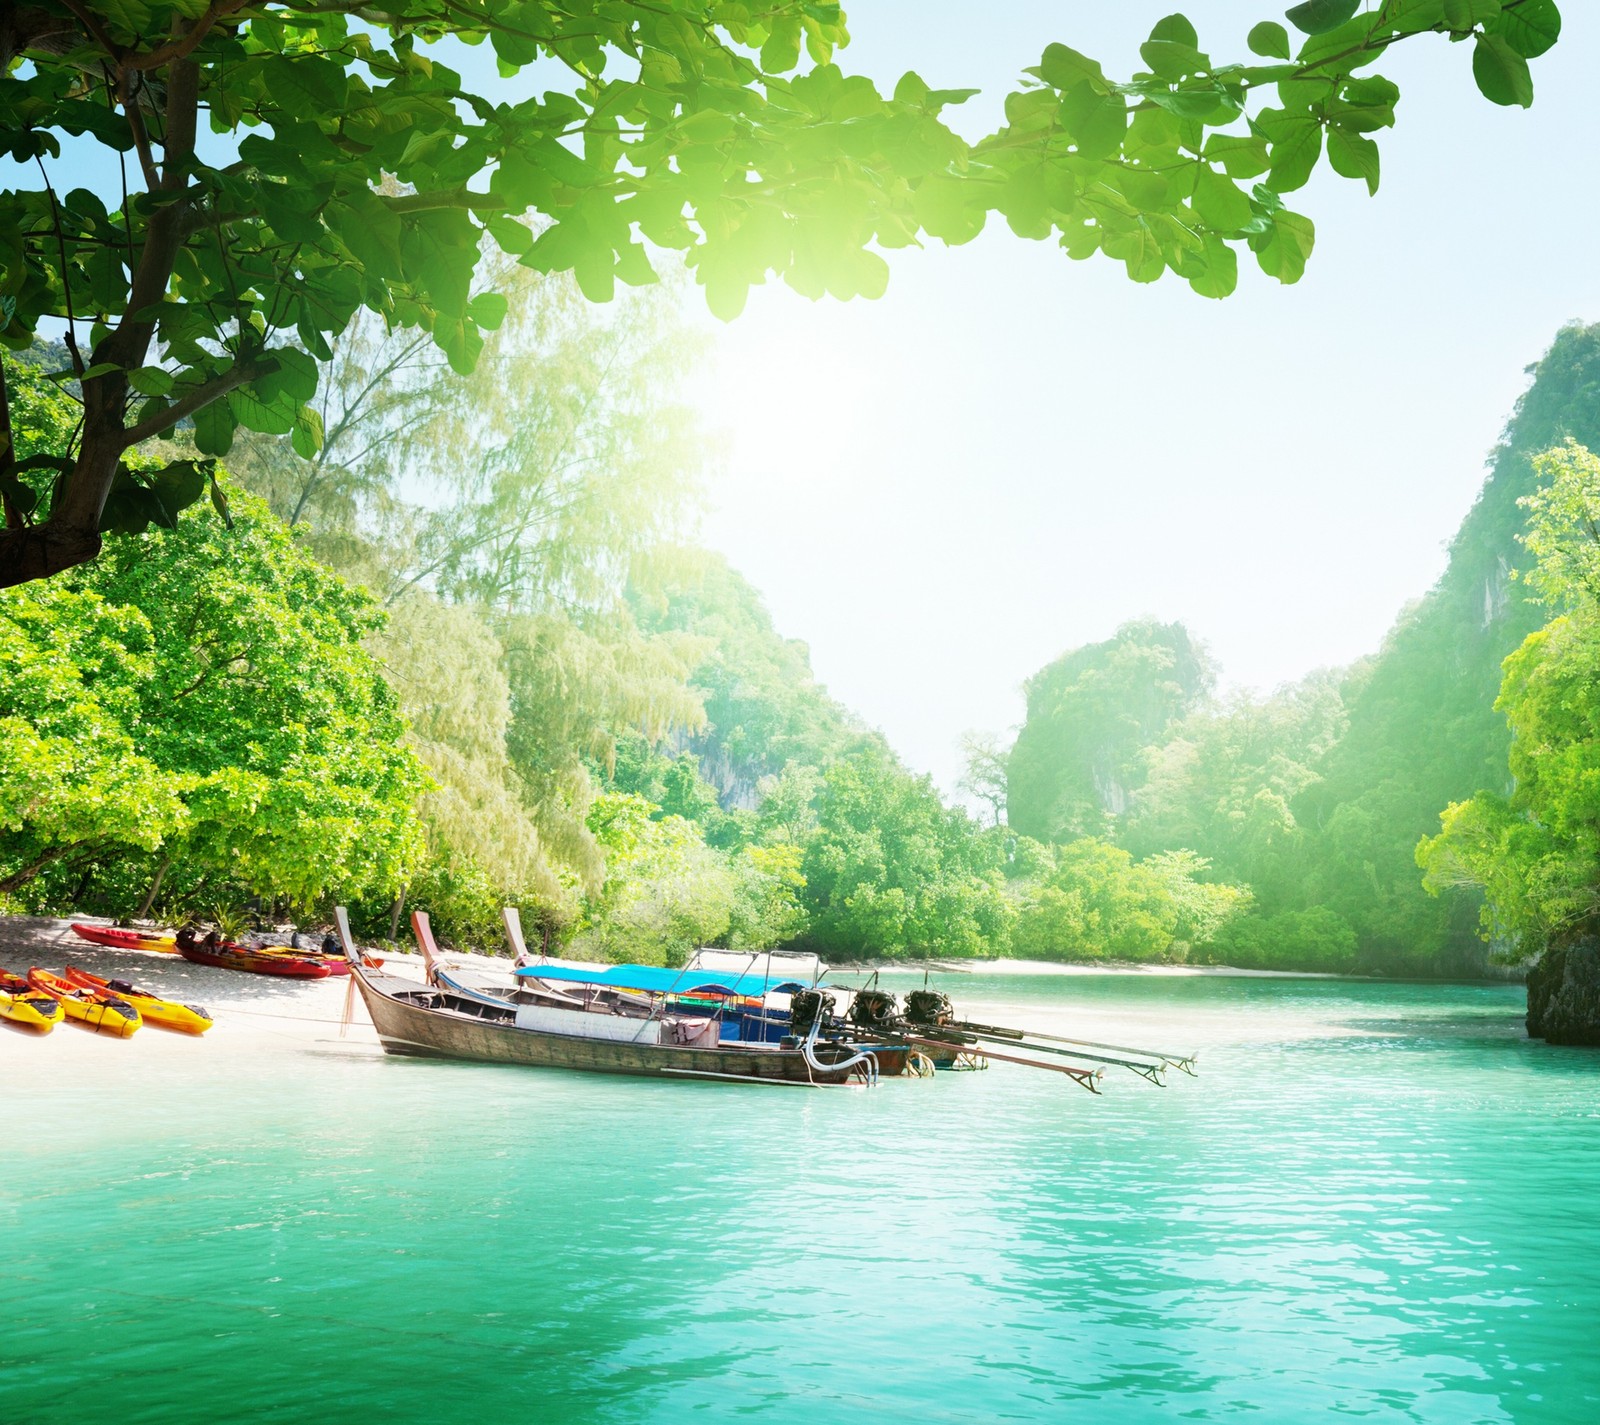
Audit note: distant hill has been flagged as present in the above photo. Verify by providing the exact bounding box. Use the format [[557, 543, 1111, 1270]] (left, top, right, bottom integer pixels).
[[1007, 620, 1213, 843], [629, 550, 874, 808], [1006, 322, 1600, 974], [1294, 321, 1600, 971]]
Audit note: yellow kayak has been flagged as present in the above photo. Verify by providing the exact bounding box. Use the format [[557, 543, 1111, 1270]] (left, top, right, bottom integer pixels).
[[65, 966, 213, 1035], [0, 972, 63, 1032], [28, 968, 141, 1038]]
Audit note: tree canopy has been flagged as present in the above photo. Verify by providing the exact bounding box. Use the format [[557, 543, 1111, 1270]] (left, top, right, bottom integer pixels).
[[1, 1, 1566, 584], [1418, 441, 1600, 953]]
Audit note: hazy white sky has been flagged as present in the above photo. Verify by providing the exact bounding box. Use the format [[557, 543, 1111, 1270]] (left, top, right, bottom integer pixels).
[[693, 2, 1600, 793]]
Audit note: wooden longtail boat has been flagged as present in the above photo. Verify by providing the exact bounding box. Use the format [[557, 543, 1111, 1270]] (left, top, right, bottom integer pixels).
[[27, 968, 141, 1037], [496, 907, 924, 1073], [63, 967, 213, 1035], [0, 970, 64, 1032], [69, 923, 180, 954], [337, 908, 875, 1087]]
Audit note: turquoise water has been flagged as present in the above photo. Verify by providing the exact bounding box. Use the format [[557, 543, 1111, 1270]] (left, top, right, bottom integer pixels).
[[5, 970, 1599, 1423]]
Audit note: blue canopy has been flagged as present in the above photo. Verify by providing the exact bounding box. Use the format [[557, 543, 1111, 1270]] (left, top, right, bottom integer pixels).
[[513, 962, 811, 998]]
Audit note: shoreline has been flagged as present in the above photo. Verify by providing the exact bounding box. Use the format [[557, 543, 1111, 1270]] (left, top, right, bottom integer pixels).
[[1, 915, 1523, 992]]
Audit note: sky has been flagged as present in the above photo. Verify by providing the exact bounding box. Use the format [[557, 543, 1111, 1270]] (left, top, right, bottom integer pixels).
[[691, 2, 1600, 794]]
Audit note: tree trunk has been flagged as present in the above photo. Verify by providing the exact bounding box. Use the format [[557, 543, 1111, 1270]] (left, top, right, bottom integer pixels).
[[136, 857, 173, 920], [388, 886, 407, 942], [0, 52, 202, 591]]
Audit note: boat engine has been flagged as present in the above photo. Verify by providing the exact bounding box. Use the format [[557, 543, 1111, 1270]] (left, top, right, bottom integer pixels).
[[904, 989, 954, 1027], [848, 989, 899, 1031], [788, 989, 836, 1039]]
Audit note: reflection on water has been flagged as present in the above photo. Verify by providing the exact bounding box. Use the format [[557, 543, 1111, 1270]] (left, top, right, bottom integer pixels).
[[5, 971, 1599, 1423]]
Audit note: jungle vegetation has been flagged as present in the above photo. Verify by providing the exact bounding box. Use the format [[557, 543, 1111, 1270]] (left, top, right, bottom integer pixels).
[[0, 3, 1583, 970], [11, 316, 1600, 971]]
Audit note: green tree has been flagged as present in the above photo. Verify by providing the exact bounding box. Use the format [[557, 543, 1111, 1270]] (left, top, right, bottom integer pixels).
[[574, 791, 735, 965], [0, 481, 427, 910], [631, 549, 865, 804], [2, 2, 1564, 583], [1142, 848, 1253, 946], [798, 743, 1011, 959], [0, 580, 187, 895], [726, 843, 809, 951], [1199, 906, 1358, 972], [1013, 838, 1179, 962], [957, 730, 1011, 829], [1419, 442, 1600, 952]]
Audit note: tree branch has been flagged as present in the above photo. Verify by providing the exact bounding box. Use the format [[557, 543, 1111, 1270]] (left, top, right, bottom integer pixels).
[[121, 361, 261, 447], [124, 0, 253, 74], [382, 187, 507, 215]]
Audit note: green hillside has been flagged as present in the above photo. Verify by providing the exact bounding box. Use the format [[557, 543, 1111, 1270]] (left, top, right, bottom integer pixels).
[[1007, 322, 1600, 974]]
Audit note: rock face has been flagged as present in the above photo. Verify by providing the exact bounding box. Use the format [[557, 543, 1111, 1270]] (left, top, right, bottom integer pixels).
[[1526, 938, 1600, 1046]]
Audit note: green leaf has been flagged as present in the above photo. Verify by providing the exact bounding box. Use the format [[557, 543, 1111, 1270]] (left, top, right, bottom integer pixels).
[[1192, 167, 1254, 231], [128, 365, 174, 398], [1186, 235, 1239, 299], [1260, 110, 1323, 192], [1327, 127, 1381, 194], [1148, 14, 1200, 48], [1037, 43, 1104, 92], [912, 173, 987, 246], [1203, 134, 1271, 178], [466, 292, 509, 331], [1472, 33, 1534, 106], [760, 17, 802, 73], [1247, 21, 1293, 59], [229, 387, 297, 436], [148, 460, 209, 523], [193, 399, 237, 457], [1254, 209, 1316, 282], [1284, 0, 1361, 35], [1443, 0, 1502, 31], [485, 215, 534, 254], [291, 404, 325, 460], [1139, 40, 1211, 82], [1059, 81, 1128, 160], [263, 54, 350, 114], [0, 473, 39, 516], [209, 473, 233, 530], [1488, 0, 1561, 58]]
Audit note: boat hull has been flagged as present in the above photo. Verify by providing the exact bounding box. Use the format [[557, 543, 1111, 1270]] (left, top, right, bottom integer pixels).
[[179, 945, 332, 978], [27, 970, 140, 1037], [352, 968, 865, 1086], [63, 967, 213, 1034], [0, 990, 61, 1032], [69, 923, 179, 953]]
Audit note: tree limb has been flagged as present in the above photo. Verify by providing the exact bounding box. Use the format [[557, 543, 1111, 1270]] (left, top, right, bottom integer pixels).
[[121, 361, 262, 448]]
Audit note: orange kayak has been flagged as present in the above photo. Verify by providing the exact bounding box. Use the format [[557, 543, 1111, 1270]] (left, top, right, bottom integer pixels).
[[27, 968, 141, 1037], [63, 966, 213, 1035]]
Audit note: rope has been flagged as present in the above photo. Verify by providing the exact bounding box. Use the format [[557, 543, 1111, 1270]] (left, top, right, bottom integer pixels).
[[208, 1007, 356, 1025]]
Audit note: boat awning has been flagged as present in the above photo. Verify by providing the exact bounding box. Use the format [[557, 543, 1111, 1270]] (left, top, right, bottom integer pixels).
[[513, 962, 812, 997]]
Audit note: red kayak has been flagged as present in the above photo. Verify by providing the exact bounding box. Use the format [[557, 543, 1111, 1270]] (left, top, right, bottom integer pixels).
[[178, 941, 332, 979], [69, 922, 180, 953]]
